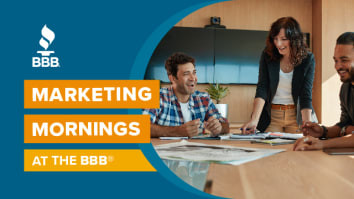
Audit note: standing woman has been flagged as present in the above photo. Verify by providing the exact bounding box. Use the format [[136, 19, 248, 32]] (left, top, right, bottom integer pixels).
[[241, 17, 315, 134]]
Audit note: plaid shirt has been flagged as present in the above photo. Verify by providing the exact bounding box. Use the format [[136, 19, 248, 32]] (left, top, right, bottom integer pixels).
[[142, 86, 227, 132]]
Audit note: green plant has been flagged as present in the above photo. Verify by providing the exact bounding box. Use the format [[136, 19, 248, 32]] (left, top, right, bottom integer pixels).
[[206, 83, 229, 104]]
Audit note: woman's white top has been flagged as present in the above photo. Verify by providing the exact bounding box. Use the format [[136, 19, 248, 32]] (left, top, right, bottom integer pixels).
[[272, 69, 295, 105], [180, 102, 192, 122]]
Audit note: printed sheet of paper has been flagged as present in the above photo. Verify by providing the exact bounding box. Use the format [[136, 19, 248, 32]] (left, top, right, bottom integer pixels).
[[154, 140, 285, 165], [251, 138, 296, 146], [230, 132, 303, 140]]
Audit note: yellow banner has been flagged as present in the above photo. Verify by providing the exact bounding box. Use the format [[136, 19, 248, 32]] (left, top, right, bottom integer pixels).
[[24, 115, 150, 143], [24, 80, 160, 109], [24, 149, 156, 172]]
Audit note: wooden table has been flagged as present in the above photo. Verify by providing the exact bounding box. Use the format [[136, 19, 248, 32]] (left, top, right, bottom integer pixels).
[[151, 139, 354, 199]]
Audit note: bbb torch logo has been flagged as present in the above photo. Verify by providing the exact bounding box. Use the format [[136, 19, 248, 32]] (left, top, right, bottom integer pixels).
[[32, 25, 60, 67]]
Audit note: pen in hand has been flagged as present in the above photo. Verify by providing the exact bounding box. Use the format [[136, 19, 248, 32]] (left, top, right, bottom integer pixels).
[[296, 126, 302, 133], [240, 128, 258, 134], [297, 121, 309, 134]]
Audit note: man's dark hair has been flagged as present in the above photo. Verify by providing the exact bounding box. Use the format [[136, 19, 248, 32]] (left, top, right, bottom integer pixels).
[[336, 32, 354, 46], [337, 32, 354, 82], [165, 52, 195, 78]]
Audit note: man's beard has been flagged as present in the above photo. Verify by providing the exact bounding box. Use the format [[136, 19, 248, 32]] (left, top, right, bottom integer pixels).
[[341, 65, 354, 83]]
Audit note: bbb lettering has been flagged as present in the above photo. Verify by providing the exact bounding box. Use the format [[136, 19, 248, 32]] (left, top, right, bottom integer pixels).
[[32, 57, 60, 67]]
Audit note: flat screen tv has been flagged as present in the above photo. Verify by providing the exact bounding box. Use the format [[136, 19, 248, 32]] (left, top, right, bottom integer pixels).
[[145, 27, 268, 84], [214, 29, 268, 84], [145, 27, 214, 83]]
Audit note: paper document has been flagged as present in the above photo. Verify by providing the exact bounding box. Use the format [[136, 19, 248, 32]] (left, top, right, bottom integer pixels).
[[230, 133, 268, 139], [251, 138, 295, 146], [267, 132, 303, 139], [155, 140, 285, 165], [230, 132, 303, 140]]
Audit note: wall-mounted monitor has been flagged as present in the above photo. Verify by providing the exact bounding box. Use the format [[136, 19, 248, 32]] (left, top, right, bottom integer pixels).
[[145, 27, 214, 83], [145, 27, 309, 84], [214, 29, 268, 84]]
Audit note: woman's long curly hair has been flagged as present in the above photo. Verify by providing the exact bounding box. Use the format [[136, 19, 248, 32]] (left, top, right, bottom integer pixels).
[[265, 17, 308, 66]]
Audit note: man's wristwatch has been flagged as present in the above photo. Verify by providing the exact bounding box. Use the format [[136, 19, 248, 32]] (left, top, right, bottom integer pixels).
[[340, 126, 348, 136], [320, 125, 328, 139]]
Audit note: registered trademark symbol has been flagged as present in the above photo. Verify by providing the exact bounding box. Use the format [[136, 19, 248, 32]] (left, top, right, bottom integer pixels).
[[108, 156, 114, 162]]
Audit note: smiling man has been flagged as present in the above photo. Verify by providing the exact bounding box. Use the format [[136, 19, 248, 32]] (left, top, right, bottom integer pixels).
[[143, 52, 229, 138], [294, 32, 354, 151]]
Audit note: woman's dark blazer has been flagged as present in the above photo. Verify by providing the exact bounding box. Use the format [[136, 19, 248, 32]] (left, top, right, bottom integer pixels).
[[255, 51, 315, 132]]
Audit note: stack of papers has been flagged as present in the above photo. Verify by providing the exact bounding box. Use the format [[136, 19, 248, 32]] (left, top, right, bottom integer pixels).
[[251, 138, 296, 146], [267, 132, 303, 140], [230, 132, 303, 140], [230, 133, 268, 140]]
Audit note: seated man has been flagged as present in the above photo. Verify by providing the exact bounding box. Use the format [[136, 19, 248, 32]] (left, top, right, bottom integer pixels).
[[294, 32, 354, 151], [143, 52, 229, 137]]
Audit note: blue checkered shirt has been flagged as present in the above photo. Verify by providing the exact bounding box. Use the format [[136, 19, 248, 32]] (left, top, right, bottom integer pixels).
[[142, 86, 227, 132]]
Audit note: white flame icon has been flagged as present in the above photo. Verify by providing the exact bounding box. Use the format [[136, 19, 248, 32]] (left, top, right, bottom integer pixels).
[[37, 24, 55, 56]]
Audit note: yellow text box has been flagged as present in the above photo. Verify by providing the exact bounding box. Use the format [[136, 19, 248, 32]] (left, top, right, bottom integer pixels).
[[24, 115, 150, 143], [24, 149, 156, 172], [24, 80, 160, 109]]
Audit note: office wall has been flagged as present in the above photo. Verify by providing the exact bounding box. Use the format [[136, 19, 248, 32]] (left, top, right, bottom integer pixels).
[[312, 0, 322, 122], [320, 0, 354, 125], [174, 0, 313, 123], [176, 0, 312, 33]]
